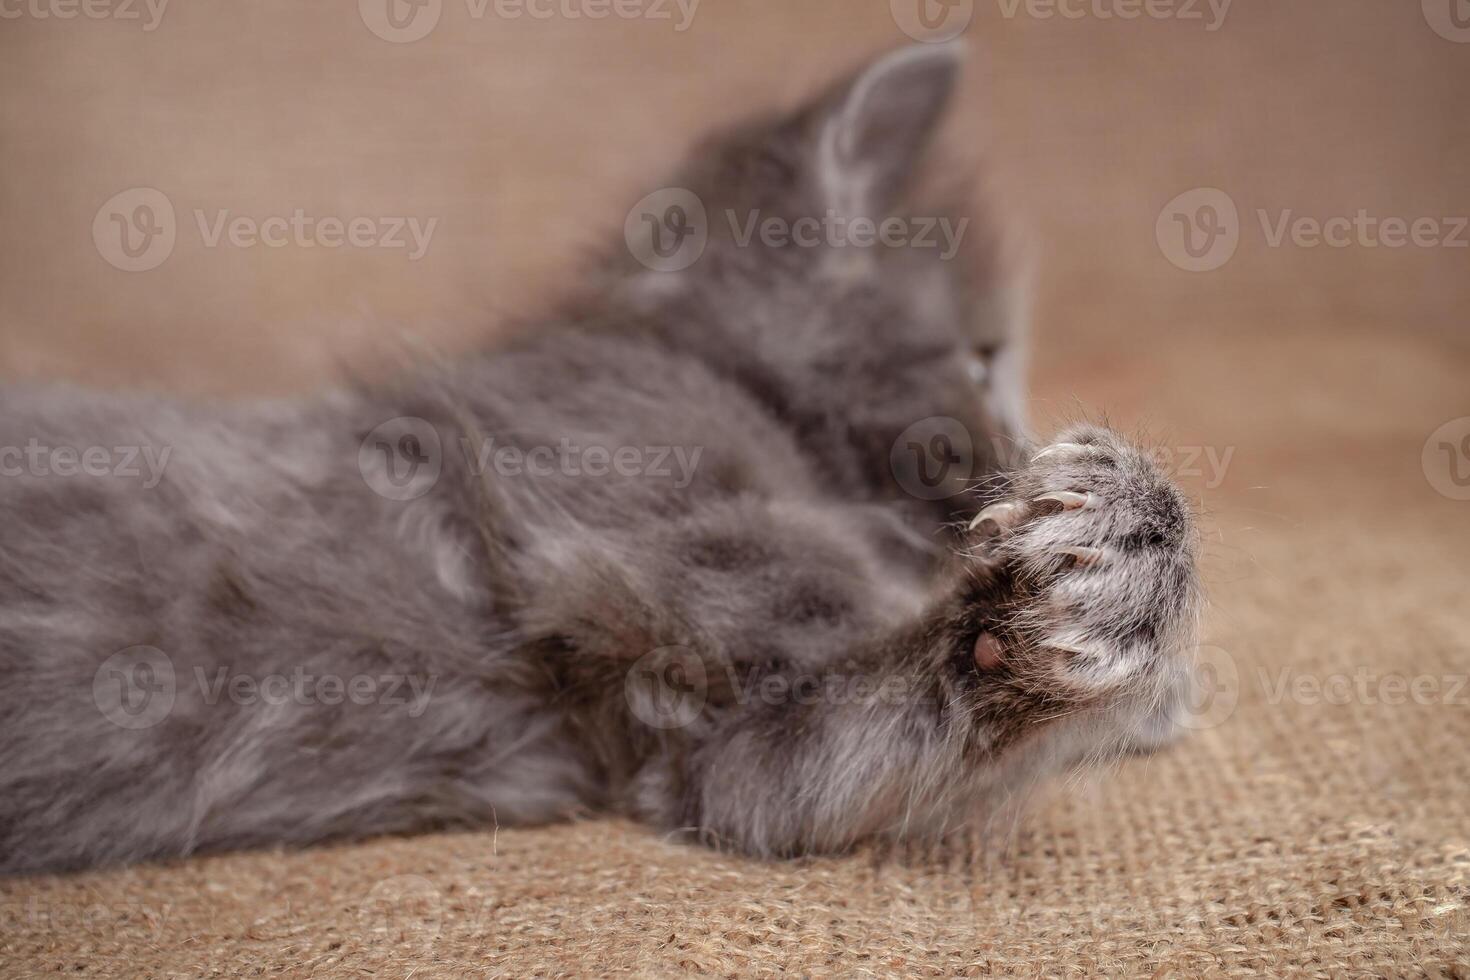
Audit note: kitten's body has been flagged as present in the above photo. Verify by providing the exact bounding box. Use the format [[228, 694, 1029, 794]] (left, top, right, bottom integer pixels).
[[0, 45, 1200, 873]]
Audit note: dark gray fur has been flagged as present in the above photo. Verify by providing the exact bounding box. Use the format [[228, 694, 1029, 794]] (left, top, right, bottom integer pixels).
[[0, 44, 1200, 874]]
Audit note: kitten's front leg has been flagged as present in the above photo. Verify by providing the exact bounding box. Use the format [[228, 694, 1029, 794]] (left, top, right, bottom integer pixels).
[[958, 424, 1203, 758], [667, 425, 1202, 856]]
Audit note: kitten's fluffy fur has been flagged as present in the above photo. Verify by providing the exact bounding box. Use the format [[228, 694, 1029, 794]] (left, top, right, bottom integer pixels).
[[0, 44, 1200, 873]]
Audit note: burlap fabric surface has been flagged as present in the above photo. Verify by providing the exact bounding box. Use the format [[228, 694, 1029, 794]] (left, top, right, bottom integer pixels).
[[7, 318, 1467, 978], [2, 0, 1467, 975]]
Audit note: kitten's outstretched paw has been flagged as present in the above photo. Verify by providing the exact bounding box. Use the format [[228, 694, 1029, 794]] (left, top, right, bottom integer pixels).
[[965, 425, 1201, 703]]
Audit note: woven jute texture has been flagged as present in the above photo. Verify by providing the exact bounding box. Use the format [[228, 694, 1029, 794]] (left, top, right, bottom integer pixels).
[[2, 322, 1467, 978]]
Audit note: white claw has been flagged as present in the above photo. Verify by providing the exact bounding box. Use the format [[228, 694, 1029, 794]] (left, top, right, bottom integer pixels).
[[1057, 546, 1106, 567], [968, 500, 1026, 532], [1034, 490, 1094, 511], [1032, 442, 1087, 461]]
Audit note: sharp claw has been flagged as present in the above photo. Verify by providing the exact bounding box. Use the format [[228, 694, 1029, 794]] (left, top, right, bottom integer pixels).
[[1057, 546, 1106, 567], [1032, 442, 1086, 461], [968, 500, 1026, 532], [1034, 490, 1094, 511]]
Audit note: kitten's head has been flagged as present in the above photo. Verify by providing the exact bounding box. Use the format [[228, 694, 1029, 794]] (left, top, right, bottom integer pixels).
[[610, 44, 1031, 516]]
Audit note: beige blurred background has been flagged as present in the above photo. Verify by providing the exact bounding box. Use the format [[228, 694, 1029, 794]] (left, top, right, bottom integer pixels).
[[1, 0, 1466, 397], [4, 2, 1470, 974]]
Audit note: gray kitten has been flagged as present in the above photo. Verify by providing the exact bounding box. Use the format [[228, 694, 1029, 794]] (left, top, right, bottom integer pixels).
[[0, 44, 1200, 873]]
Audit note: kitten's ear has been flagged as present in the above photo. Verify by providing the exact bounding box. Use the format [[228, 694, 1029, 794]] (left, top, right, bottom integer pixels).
[[808, 42, 964, 217]]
